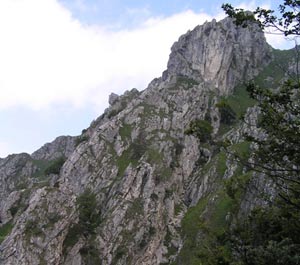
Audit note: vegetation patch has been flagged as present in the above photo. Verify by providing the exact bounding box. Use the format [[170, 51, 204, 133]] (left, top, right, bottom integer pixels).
[[226, 84, 256, 117], [31, 159, 52, 180], [80, 244, 101, 264], [116, 135, 147, 177], [185, 119, 213, 142], [216, 151, 227, 176], [155, 166, 173, 183], [63, 189, 101, 254], [255, 48, 295, 88], [125, 199, 144, 219], [174, 203, 184, 216], [139, 226, 156, 249], [8, 196, 24, 217], [225, 172, 252, 204], [46, 212, 61, 227], [0, 222, 13, 244], [176, 75, 199, 89], [146, 147, 173, 182], [216, 99, 237, 125], [76, 189, 101, 234], [177, 196, 209, 264], [209, 192, 233, 235], [222, 48, 294, 120], [24, 219, 43, 238], [177, 189, 234, 264], [44, 157, 66, 175], [119, 123, 132, 142], [75, 135, 89, 146], [146, 148, 163, 164], [230, 141, 251, 161], [112, 246, 127, 265], [120, 229, 134, 244], [116, 145, 140, 177], [63, 223, 82, 251]]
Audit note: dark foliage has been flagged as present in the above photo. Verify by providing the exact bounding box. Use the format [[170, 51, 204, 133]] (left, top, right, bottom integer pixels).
[[222, 0, 300, 36], [76, 189, 101, 235], [44, 156, 66, 175], [243, 81, 300, 208], [185, 119, 213, 142], [229, 204, 300, 264], [209, 2, 300, 264], [216, 99, 237, 125]]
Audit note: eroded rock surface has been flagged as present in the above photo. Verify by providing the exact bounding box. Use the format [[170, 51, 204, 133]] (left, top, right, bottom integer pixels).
[[0, 17, 274, 265]]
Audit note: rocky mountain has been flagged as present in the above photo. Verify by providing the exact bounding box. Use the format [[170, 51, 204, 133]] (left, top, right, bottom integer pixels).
[[0, 16, 293, 264]]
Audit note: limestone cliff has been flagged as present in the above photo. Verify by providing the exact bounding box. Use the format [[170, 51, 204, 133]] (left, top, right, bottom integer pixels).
[[0, 16, 285, 265], [164, 18, 272, 94]]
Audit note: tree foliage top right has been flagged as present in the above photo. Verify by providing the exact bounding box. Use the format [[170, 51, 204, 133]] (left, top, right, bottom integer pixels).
[[222, 0, 300, 36]]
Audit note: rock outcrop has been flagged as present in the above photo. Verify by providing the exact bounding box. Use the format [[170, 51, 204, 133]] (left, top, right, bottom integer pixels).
[[164, 18, 272, 94], [31, 136, 76, 161], [0, 16, 279, 265]]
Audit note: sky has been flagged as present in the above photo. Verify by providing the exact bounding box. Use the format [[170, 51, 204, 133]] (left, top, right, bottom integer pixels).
[[0, 0, 295, 158]]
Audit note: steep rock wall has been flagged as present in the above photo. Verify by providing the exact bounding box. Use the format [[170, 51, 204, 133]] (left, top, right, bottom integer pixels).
[[164, 17, 272, 94], [0, 16, 274, 265]]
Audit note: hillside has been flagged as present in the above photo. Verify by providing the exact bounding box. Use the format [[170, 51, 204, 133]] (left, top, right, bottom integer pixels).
[[0, 16, 295, 264]]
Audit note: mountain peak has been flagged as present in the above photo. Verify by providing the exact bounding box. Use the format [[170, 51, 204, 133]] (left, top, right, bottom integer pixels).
[[163, 17, 272, 95], [0, 16, 286, 265]]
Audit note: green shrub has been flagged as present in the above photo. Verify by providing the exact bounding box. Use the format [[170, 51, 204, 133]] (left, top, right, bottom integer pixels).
[[216, 99, 236, 124], [176, 75, 199, 89], [63, 223, 82, 251], [113, 246, 127, 263], [24, 219, 43, 237], [75, 135, 89, 146], [63, 190, 101, 254], [185, 119, 213, 142], [177, 192, 233, 265], [116, 134, 147, 177], [76, 189, 101, 234], [119, 123, 132, 141], [44, 157, 66, 175], [229, 206, 300, 265], [0, 222, 13, 244], [80, 244, 101, 264]]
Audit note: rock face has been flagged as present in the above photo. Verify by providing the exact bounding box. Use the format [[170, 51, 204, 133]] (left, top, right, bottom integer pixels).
[[164, 18, 272, 94], [31, 136, 76, 161], [108, 93, 120, 106], [0, 17, 275, 264]]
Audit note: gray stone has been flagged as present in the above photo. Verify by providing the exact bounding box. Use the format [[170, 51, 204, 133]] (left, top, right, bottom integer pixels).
[[108, 93, 119, 105], [0, 16, 276, 265]]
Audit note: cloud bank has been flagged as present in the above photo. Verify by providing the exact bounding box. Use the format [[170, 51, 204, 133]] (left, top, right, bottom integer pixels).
[[0, 0, 290, 113], [0, 0, 219, 112]]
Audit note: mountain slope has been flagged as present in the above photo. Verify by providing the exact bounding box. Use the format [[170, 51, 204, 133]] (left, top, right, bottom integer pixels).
[[0, 16, 292, 265]]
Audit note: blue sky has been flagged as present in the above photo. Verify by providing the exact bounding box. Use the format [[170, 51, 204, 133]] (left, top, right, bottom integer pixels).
[[59, 0, 280, 27], [0, 0, 293, 158]]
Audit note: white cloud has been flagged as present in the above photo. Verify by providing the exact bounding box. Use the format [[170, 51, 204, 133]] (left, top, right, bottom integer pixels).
[[265, 32, 297, 50], [0, 0, 218, 113], [0, 0, 293, 115], [0, 141, 16, 158], [236, 0, 271, 10]]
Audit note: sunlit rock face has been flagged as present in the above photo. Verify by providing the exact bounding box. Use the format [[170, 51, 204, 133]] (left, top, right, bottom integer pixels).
[[0, 16, 274, 265], [165, 17, 272, 94]]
